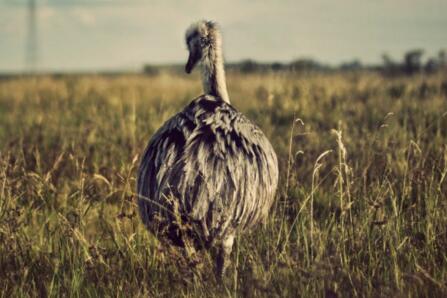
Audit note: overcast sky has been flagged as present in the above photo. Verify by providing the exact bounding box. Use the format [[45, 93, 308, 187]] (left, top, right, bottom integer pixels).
[[1, 0, 446, 72]]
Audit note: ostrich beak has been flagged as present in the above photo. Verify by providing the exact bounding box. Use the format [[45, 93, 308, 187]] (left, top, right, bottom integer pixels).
[[185, 51, 200, 73]]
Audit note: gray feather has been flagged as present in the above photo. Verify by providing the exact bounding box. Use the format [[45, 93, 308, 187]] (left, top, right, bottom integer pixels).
[[137, 95, 278, 245]]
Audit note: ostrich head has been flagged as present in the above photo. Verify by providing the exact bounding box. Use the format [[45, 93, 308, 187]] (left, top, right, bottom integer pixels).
[[185, 20, 221, 73]]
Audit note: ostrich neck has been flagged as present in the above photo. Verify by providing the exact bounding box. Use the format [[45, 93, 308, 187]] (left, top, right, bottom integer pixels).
[[201, 44, 230, 103]]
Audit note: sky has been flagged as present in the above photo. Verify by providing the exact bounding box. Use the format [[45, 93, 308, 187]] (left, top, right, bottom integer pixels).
[[0, 0, 446, 72]]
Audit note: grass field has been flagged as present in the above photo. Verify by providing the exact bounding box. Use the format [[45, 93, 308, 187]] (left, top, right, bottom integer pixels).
[[1, 70, 446, 297]]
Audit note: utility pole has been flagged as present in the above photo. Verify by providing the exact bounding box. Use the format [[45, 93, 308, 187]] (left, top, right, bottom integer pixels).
[[26, 0, 38, 73]]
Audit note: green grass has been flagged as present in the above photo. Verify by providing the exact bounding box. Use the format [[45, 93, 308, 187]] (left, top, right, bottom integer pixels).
[[1, 71, 446, 297]]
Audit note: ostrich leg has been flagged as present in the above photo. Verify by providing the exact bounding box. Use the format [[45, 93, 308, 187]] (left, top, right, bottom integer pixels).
[[216, 234, 235, 279]]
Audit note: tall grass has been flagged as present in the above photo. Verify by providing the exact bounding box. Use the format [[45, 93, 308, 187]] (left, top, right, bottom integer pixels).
[[1, 71, 446, 296]]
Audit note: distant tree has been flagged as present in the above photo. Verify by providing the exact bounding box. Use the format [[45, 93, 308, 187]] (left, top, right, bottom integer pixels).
[[271, 62, 284, 72], [438, 49, 447, 69], [381, 53, 400, 76], [239, 59, 260, 73], [382, 53, 395, 66], [424, 49, 447, 74], [289, 58, 325, 72], [403, 49, 424, 75], [340, 60, 362, 71], [424, 58, 439, 74], [142, 64, 160, 76]]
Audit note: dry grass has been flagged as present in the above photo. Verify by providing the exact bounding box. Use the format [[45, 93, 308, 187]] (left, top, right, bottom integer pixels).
[[1, 70, 447, 297]]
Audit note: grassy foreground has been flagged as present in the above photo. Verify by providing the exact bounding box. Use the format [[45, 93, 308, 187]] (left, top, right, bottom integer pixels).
[[0, 71, 446, 297]]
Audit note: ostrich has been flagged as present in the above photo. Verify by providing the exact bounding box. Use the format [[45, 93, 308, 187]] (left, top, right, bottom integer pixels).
[[137, 20, 278, 278]]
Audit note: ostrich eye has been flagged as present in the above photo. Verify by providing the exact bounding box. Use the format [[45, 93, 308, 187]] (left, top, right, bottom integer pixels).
[[200, 37, 209, 46]]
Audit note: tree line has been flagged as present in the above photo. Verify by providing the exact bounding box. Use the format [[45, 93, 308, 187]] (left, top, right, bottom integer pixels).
[[143, 49, 447, 76]]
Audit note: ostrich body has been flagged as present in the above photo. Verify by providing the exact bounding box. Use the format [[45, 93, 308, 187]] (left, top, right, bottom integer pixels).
[[137, 20, 278, 277]]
